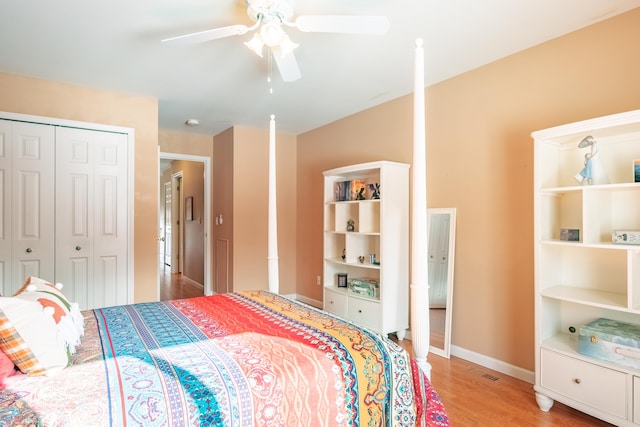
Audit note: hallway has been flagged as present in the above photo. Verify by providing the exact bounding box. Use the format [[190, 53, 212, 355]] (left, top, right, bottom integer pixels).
[[159, 264, 204, 301]]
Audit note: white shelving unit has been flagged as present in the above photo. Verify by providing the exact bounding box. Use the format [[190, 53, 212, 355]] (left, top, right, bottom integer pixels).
[[323, 161, 409, 338], [533, 110, 640, 426]]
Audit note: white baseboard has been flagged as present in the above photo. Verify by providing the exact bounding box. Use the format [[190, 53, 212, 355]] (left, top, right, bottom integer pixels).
[[396, 331, 534, 384], [290, 293, 323, 309], [450, 344, 534, 384], [182, 275, 203, 288]]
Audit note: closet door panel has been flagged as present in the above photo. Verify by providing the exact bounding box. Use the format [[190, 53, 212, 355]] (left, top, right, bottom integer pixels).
[[55, 127, 93, 308], [93, 132, 128, 308], [56, 127, 127, 309], [11, 122, 55, 293], [0, 121, 12, 295]]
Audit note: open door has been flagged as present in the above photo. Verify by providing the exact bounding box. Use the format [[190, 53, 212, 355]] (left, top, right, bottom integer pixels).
[[158, 152, 212, 297]]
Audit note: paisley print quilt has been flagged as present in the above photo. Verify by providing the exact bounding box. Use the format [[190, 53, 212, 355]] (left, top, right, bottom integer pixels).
[[0, 291, 448, 426]]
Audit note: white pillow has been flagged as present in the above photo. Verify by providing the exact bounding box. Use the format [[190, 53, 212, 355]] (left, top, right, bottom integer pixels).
[[0, 297, 69, 376], [14, 276, 84, 354]]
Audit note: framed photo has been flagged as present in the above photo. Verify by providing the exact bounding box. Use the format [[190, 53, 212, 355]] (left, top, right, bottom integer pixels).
[[185, 197, 193, 221], [350, 179, 367, 200], [336, 273, 348, 288]]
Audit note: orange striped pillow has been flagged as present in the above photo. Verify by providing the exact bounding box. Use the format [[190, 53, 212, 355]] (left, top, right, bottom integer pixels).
[[0, 297, 69, 376]]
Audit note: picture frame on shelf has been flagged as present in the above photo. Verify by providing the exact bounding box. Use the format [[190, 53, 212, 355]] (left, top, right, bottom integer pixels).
[[336, 273, 348, 288], [367, 181, 381, 199], [334, 180, 350, 201], [350, 179, 367, 200]]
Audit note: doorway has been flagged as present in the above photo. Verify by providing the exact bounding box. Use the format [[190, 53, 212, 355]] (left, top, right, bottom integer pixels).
[[158, 152, 211, 300]]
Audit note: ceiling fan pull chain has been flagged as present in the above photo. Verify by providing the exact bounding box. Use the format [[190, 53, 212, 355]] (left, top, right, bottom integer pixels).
[[268, 47, 273, 94]]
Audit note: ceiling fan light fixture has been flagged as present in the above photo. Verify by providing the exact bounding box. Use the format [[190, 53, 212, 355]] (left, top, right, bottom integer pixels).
[[277, 33, 299, 57], [260, 21, 285, 47], [244, 33, 265, 57]]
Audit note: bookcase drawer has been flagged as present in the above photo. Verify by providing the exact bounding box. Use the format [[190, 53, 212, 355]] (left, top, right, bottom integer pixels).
[[541, 348, 626, 419], [347, 297, 379, 331], [323, 289, 347, 318]]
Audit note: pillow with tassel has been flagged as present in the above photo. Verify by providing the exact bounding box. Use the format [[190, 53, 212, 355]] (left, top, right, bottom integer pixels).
[[0, 296, 69, 376], [13, 276, 84, 355]]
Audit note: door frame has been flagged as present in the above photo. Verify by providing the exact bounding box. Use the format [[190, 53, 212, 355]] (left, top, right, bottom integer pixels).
[[158, 151, 211, 296], [170, 171, 182, 274]]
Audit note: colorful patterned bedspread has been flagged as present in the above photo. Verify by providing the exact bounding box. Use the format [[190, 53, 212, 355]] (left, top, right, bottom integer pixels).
[[0, 291, 449, 426]]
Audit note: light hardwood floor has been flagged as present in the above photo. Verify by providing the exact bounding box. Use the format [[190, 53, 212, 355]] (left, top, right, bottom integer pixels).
[[159, 265, 204, 301], [393, 338, 614, 426]]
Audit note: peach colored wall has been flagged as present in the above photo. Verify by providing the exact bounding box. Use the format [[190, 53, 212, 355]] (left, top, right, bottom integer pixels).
[[232, 126, 297, 294], [0, 72, 159, 304], [213, 128, 234, 293], [296, 9, 640, 371], [159, 129, 214, 158]]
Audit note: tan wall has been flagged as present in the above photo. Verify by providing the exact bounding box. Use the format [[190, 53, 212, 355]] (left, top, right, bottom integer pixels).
[[159, 130, 214, 158], [213, 128, 234, 293], [232, 126, 297, 295], [296, 8, 640, 371], [0, 72, 159, 304]]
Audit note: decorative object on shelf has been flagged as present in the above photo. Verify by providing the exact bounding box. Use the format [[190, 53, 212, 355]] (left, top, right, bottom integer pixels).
[[612, 230, 640, 245], [369, 253, 376, 264], [358, 256, 365, 264], [335, 181, 350, 201], [634, 160, 640, 183], [574, 135, 609, 185], [341, 249, 346, 260], [368, 182, 381, 199], [347, 219, 355, 232], [578, 318, 640, 370], [350, 179, 366, 200], [336, 273, 348, 288], [348, 278, 379, 298], [559, 228, 580, 242]]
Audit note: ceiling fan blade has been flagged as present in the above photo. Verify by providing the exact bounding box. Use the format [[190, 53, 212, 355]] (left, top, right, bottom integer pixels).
[[161, 24, 249, 46], [272, 48, 301, 82], [295, 15, 389, 35]]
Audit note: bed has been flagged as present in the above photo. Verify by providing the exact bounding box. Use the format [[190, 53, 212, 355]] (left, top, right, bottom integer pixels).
[[0, 39, 447, 426], [1, 290, 448, 426]]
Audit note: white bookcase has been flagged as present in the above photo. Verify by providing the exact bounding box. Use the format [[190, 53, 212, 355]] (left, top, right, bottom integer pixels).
[[533, 109, 640, 426], [323, 161, 409, 338]]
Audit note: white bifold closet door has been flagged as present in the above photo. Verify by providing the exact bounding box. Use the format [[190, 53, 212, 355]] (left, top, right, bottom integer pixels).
[[55, 127, 128, 310], [0, 119, 128, 309]]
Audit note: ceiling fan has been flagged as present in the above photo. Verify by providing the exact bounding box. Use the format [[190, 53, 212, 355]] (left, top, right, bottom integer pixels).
[[161, 0, 390, 82]]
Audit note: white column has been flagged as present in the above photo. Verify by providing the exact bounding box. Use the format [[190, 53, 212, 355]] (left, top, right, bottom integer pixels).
[[268, 114, 280, 293], [410, 38, 431, 379]]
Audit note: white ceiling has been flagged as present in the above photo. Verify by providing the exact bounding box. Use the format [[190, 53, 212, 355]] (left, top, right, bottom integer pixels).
[[1, 0, 638, 136]]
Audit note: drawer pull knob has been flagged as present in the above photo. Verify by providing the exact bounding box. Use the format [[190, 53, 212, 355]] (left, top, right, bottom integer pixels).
[[26, 248, 32, 253], [573, 378, 581, 384], [358, 309, 362, 313], [75, 246, 82, 251]]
